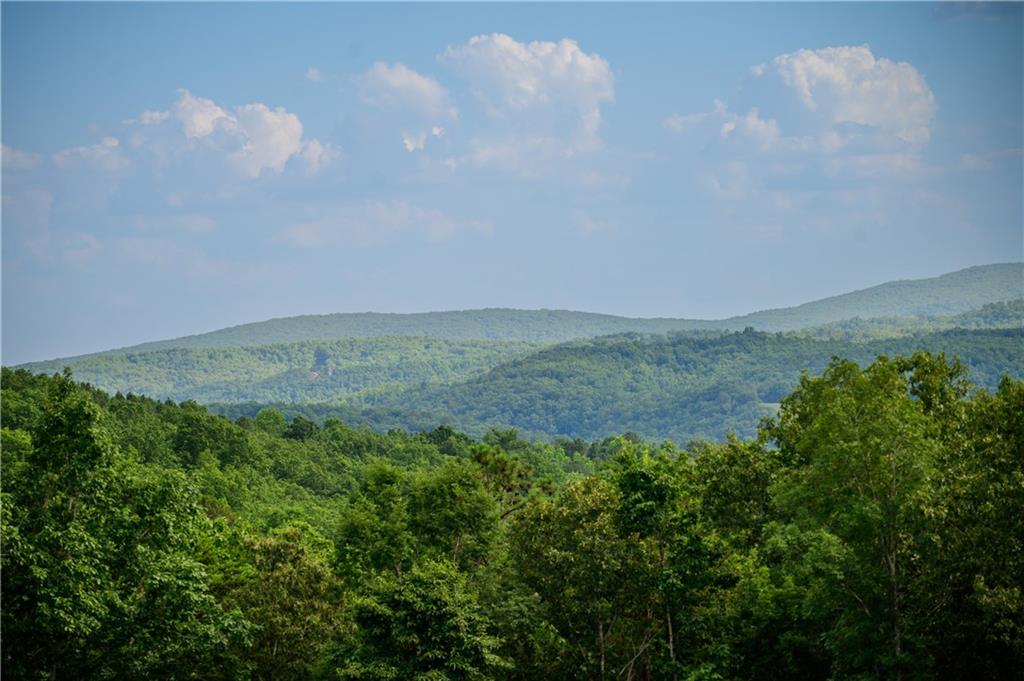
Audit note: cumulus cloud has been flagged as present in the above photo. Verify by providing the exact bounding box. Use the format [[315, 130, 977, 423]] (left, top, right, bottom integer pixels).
[[231, 102, 305, 177], [443, 33, 613, 115], [755, 45, 936, 146], [299, 138, 337, 174], [442, 33, 615, 160], [665, 45, 942, 197], [305, 66, 324, 82], [359, 62, 457, 119], [174, 90, 232, 140], [163, 89, 331, 177], [670, 45, 936, 162], [281, 200, 490, 248]]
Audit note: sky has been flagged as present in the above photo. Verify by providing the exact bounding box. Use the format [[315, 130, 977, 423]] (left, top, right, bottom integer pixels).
[[2, 2, 1022, 364]]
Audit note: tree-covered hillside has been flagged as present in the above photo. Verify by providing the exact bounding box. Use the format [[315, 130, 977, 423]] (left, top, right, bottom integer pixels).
[[797, 298, 1023, 341], [730, 262, 1023, 330], [4, 356, 1021, 680], [211, 328, 1024, 444], [19, 337, 547, 404]]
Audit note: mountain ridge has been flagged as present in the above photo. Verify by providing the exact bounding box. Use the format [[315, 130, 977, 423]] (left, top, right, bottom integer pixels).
[[20, 262, 1023, 364]]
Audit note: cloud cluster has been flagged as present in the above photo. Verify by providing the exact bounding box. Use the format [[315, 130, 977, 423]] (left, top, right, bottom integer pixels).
[[442, 33, 615, 159], [664, 44, 940, 204], [670, 46, 936, 155], [443, 33, 613, 112], [758, 45, 936, 146], [168, 89, 331, 177], [359, 62, 458, 120]]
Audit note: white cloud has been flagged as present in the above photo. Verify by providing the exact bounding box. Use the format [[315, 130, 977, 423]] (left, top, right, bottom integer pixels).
[[174, 89, 233, 140], [666, 101, 783, 153], [2, 145, 42, 170], [402, 132, 428, 152], [300, 138, 337, 174], [125, 110, 171, 126], [670, 47, 935, 162], [442, 33, 615, 159], [162, 89, 330, 177], [359, 62, 457, 120], [757, 45, 936, 146], [140, 110, 171, 125], [401, 126, 447, 153], [664, 45, 940, 211], [281, 200, 490, 248], [231, 102, 305, 177], [720, 109, 780, 152], [305, 66, 324, 82], [52, 136, 128, 173], [443, 33, 613, 115], [664, 100, 727, 133]]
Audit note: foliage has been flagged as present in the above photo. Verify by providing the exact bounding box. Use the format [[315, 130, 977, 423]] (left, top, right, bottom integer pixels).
[[19, 337, 548, 405], [2, 348, 1022, 679]]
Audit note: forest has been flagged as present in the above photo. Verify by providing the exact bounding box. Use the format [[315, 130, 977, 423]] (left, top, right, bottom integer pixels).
[[3, 351, 1021, 680], [198, 327, 1023, 443]]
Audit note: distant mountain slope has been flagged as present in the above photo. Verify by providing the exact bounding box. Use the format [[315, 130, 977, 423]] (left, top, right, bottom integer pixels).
[[19, 337, 547, 404], [382, 327, 1022, 443], [796, 298, 1024, 341], [30, 263, 1021, 361], [732, 263, 1022, 331], [210, 328, 1024, 445]]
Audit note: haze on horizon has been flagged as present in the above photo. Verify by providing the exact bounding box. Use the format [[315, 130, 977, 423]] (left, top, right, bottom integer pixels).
[[2, 2, 1022, 365]]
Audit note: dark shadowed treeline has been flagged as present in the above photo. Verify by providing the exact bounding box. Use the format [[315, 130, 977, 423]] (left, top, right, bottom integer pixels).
[[2, 353, 1021, 680]]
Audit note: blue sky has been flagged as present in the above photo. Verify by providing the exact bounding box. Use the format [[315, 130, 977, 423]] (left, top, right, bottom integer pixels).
[[2, 2, 1021, 364]]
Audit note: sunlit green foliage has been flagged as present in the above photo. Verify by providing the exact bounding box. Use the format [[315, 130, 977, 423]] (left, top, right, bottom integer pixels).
[[2, 351, 1021, 679]]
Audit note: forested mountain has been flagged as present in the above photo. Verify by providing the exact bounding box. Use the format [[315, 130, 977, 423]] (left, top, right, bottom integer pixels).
[[19, 337, 547, 404], [11, 264, 1023, 449], [4, 355, 1022, 680], [27, 263, 1021, 362], [725, 262, 1022, 330], [797, 298, 1024, 341], [209, 328, 1023, 444]]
